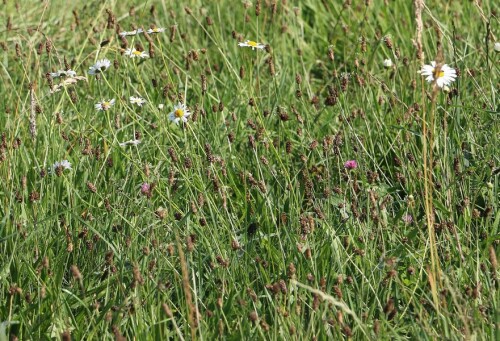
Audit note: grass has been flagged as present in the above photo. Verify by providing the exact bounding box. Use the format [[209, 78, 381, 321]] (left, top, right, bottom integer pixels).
[[0, 0, 498, 339]]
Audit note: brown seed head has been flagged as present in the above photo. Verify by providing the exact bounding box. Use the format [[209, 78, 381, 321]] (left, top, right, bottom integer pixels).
[[70, 265, 82, 280], [86, 182, 97, 193]]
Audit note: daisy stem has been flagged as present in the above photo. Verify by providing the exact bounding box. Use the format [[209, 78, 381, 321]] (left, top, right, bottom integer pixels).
[[429, 87, 441, 279], [422, 79, 441, 314], [101, 74, 118, 144]]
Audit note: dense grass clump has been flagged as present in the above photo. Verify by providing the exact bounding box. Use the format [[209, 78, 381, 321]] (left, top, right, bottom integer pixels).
[[0, 0, 498, 339]]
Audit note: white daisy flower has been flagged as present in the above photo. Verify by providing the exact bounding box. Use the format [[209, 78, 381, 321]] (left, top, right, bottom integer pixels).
[[62, 70, 77, 77], [494, 42, 500, 53], [95, 98, 115, 111], [50, 71, 61, 78], [51, 160, 72, 173], [238, 40, 266, 50], [119, 28, 144, 37], [147, 27, 165, 34], [119, 139, 141, 147], [88, 59, 111, 76], [130, 96, 146, 106], [124, 48, 149, 59], [419, 61, 457, 88], [383, 58, 393, 68], [168, 103, 191, 124], [50, 76, 87, 94], [158, 104, 164, 110], [50, 69, 77, 78]]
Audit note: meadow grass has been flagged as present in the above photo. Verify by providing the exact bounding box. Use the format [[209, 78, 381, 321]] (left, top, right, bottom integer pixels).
[[0, 0, 498, 339]]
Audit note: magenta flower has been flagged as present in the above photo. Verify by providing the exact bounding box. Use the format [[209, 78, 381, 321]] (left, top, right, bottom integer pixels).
[[344, 160, 357, 170], [141, 182, 151, 196]]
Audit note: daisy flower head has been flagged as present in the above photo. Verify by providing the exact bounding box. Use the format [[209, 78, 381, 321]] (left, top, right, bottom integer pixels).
[[119, 139, 141, 147], [419, 61, 457, 88], [168, 103, 191, 124], [88, 59, 111, 76], [383, 58, 393, 68], [494, 42, 500, 53], [124, 48, 149, 59], [118, 28, 144, 37], [51, 160, 72, 176], [130, 96, 146, 106], [238, 40, 266, 51], [147, 27, 165, 34], [63, 70, 77, 78], [95, 98, 115, 111], [50, 69, 77, 78]]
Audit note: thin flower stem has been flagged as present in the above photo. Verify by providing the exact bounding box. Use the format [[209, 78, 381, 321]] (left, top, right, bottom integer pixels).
[[421, 80, 441, 315]]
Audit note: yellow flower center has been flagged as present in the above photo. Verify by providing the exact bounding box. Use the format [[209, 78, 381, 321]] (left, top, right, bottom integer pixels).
[[433, 68, 445, 79], [133, 50, 143, 56], [174, 109, 184, 118], [102, 101, 110, 109], [247, 41, 258, 47]]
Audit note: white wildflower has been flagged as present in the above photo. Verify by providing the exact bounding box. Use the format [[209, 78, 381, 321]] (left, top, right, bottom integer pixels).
[[168, 102, 191, 124], [88, 59, 111, 76], [419, 61, 457, 88]]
